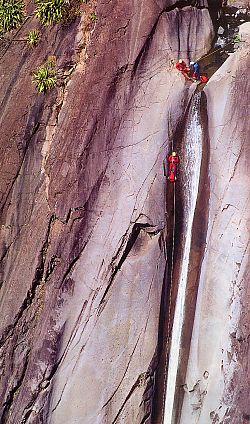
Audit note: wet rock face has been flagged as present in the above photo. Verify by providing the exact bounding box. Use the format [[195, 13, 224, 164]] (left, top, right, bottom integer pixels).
[[0, 0, 215, 422], [179, 24, 250, 424]]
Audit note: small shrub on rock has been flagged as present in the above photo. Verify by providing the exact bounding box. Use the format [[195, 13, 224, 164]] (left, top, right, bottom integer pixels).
[[89, 11, 96, 22], [32, 58, 57, 93], [35, 0, 67, 25], [27, 29, 40, 47], [233, 33, 241, 43], [0, 0, 24, 32]]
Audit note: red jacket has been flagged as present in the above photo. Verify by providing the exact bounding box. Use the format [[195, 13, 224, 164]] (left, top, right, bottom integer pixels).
[[168, 155, 179, 164], [176, 61, 186, 71], [168, 154, 179, 182]]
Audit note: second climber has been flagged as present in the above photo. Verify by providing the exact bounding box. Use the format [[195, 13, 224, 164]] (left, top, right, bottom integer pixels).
[[167, 151, 179, 182]]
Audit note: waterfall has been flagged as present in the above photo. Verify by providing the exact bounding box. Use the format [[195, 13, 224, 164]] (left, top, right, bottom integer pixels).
[[163, 93, 203, 424]]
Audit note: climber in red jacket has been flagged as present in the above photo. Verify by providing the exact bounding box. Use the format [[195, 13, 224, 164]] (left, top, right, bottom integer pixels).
[[168, 152, 179, 182], [176, 59, 192, 80], [176, 59, 186, 71]]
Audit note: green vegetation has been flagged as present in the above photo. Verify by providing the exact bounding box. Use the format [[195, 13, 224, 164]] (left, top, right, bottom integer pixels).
[[0, 0, 24, 33], [233, 33, 241, 43], [27, 29, 40, 47], [35, 0, 67, 25], [32, 58, 57, 93], [89, 11, 96, 22], [34, 0, 88, 26]]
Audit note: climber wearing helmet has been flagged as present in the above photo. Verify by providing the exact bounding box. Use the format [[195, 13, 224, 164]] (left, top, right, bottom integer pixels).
[[193, 62, 200, 80], [190, 61, 195, 75], [176, 59, 193, 80], [167, 151, 179, 182], [176, 59, 186, 71]]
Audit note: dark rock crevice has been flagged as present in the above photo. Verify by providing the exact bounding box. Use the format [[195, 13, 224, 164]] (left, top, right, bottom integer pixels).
[[98, 222, 161, 312], [111, 373, 151, 424], [0, 50, 30, 111], [0, 107, 43, 214], [140, 366, 156, 424], [19, 328, 66, 424], [102, 332, 143, 409], [1, 349, 31, 423], [0, 214, 55, 349], [54, 169, 108, 287], [0, 214, 60, 422]]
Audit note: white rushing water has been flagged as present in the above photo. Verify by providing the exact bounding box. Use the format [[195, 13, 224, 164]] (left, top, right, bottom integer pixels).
[[163, 93, 203, 424]]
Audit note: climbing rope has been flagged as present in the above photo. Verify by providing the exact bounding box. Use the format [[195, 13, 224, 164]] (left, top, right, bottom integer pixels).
[[166, 171, 176, 353], [167, 137, 176, 350]]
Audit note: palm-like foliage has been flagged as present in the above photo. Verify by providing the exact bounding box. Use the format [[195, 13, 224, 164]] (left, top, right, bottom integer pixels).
[[89, 11, 96, 22], [0, 0, 24, 32], [35, 0, 67, 25], [27, 29, 40, 47], [32, 60, 56, 93]]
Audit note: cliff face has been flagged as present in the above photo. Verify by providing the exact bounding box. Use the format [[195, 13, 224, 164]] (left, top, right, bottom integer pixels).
[[1, 0, 249, 423], [0, 1, 214, 422]]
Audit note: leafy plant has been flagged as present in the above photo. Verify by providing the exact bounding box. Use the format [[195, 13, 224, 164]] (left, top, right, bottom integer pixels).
[[233, 33, 241, 43], [0, 0, 24, 32], [89, 11, 96, 22], [35, 0, 67, 25], [27, 29, 40, 47], [32, 59, 57, 93]]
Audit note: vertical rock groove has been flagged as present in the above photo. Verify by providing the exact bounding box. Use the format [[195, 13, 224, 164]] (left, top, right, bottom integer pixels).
[[164, 93, 204, 424], [151, 90, 210, 424]]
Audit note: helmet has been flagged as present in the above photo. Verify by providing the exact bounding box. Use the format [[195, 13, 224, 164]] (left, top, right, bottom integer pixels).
[[190, 61, 194, 65], [172, 151, 177, 156], [179, 59, 183, 63]]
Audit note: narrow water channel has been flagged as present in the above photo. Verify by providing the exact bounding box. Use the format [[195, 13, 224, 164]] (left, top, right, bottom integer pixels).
[[163, 93, 203, 424]]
